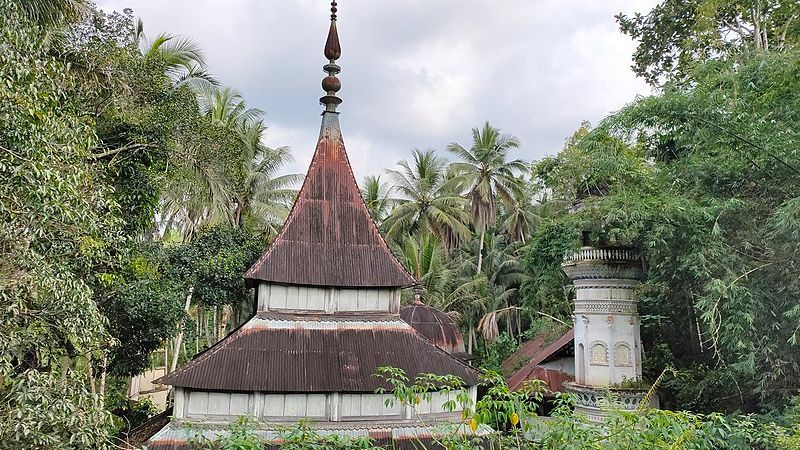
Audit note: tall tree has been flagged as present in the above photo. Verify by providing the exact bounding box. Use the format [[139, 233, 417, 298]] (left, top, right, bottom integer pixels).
[[135, 18, 216, 87], [526, 49, 800, 413], [1, 0, 115, 445], [383, 149, 470, 278], [361, 175, 393, 224], [236, 137, 301, 235], [447, 122, 526, 273], [617, 0, 800, 86]]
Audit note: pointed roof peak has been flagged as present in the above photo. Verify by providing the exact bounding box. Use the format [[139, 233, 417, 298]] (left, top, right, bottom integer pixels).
[[244, 2, 415, 288]]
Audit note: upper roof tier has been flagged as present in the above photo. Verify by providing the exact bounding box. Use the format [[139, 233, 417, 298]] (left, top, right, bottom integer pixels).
[[244, 8, 415, 288], [244, 114, 416, 288]]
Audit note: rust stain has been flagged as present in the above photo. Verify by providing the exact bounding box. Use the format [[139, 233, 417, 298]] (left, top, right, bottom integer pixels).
[[156, 318, 479, 392], [244, 123, 415, 288], [506, 329, 574, 392], [400, 303, 465, 354]]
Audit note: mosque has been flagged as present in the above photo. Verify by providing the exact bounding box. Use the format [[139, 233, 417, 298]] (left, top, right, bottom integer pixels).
[[130, 3, 651, 447]]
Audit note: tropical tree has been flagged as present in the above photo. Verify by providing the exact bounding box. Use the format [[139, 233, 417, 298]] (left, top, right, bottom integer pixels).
[[395, 233, 453, 302], [15, 0, 89, 27], [501, 187, 541, 244], [616, 0, 800, 86], [236, 138, 301, 235], [383, 149, 471, 278], [361, 175, 394, 224], [1, 1, 115, 444], [447, 122, 527, 273], [135, 18, 216, 87]]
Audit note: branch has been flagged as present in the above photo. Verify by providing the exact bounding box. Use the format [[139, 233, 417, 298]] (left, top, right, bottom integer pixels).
[[691, 115, 800, 176], [89, 142, 156, 160]]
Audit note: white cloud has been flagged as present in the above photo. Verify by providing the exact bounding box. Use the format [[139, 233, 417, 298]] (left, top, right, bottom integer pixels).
[[95, 0, 660, 177]]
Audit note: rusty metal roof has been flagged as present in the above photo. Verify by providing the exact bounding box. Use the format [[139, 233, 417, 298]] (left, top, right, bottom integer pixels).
[[156, 315, 479, 392], [244, 1, 414, 288], [244, 113, 415, 288], [400, 302, 465, 354], [506, 329, 574, 392], [500, 333, 550, 377], [146, 419, 493, 450]]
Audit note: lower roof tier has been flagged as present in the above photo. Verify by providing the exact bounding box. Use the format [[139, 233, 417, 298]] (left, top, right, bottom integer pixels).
[[157, 312, 480, 392], [144, 417, 492, 450]]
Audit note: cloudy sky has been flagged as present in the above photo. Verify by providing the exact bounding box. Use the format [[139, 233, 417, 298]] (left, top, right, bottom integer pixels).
[[95, 0, 658, 178]]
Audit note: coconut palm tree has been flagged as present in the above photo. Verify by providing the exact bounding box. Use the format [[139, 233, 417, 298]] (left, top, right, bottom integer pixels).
[[361, 175, 395, 225], [234, 125, 302, 235], [395, 232, 455, 302], [383, 149, 471, 278], [502, 184, 542, 244], [159, 84, 293, 240], [196, 85, 263, 129], [447, 122, 527, 273], [135, 18, 216, 87]]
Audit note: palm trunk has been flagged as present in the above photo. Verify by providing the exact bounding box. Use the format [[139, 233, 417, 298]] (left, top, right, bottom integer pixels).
[[170, 286, 194, 373], [416, 237, 422, 280], [476, 229, 485, 274], [468, 323, 475, 354]]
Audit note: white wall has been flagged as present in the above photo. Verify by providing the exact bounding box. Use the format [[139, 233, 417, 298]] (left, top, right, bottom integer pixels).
[[572, 278, 642, 386], [540, 356, 575, 376], [257, 284, 400, 314], [175, 389, 473, 422]]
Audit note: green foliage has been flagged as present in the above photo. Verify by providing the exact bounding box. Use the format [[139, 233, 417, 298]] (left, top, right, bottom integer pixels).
[[189, 417, 381, 450], [168, 225, 264, 308], [525, 47, 800, 413], [103, 277, 184, 376], [275, 420, 380, 450], [519, 221, 580, 318], [0, 1, 115, 445], [475, 333, 519, 373], [616, 0, 800, 86], [474, 371, 543, 431], [1, 370, 113, 449], [374, 366, 472, 415]]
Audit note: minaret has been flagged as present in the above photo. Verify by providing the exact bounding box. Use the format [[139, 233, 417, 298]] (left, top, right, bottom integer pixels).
[[562, 246, 650, 421]]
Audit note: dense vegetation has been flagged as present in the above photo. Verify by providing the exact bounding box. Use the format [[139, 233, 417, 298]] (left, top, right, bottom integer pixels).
[[196, 369, 800, 449], [1, 0, 799, 448]]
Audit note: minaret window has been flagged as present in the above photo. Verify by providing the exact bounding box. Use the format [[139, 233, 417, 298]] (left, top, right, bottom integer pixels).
[[614, 342, 632, 367], [590, 341, 608, 365], [614, 342, 631, 367]]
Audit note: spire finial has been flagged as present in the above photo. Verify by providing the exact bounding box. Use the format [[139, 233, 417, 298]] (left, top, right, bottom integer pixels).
[[321, 1, 342, 112], [412, 285, 424, 304]]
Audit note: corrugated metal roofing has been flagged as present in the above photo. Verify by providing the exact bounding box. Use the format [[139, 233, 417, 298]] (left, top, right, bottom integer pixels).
[[400, 303, 465, 354], [146, 420, 493, 450], [506, 329, 574, 392], [500, 333, 550, 377], [156, 316, 480, 392], [244, 113, 416, 288]]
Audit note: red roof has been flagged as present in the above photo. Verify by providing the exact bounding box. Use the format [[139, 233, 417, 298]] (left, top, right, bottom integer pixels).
[[505, 329, 574, 392], [500, 333, 550, 377], [156, 312, 479, 392], [400, 302, 465, 354], [244, 114, 416, 288]]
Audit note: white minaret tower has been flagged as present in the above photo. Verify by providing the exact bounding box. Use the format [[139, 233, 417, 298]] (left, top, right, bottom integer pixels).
[[562, 246, 650, 420]]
